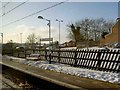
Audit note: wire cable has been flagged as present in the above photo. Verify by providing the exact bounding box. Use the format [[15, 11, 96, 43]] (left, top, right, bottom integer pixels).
[[1, 0, 68, 28], [0, 0, 29, 17], [0, 2, 10, 11]]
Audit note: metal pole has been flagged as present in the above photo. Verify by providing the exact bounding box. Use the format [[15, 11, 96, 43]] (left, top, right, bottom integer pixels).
[[56, 19, 63, 48], [48, 20, 51, 64], [37, 16, 51, 63], [48, 20, 51, 48], [59, 21, 60, 45]]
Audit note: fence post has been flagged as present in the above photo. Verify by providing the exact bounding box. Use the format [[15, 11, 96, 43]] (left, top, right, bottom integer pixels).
[[33, 49, 35, 54], [49, 52, 51, 64], [74, 50, 78, 67], [18, 52, 20, 57], [45, 49, 47, 60], [24, 49, 26, 58], [58, 50, 60, 63], [117, 54, 120, 73], [12, 48, 14, 56], [97, 50, 102, 70]]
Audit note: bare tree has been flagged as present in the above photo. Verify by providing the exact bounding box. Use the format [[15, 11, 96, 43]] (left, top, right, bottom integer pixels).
[[79, 18, 92, 40], [26, 33, 37, 49], [68, 18, 114, 45], [103, 20, 115, 33], [26, 33, 36, 44], [91, 18, 106, 41], [67, 18, 115, 42]]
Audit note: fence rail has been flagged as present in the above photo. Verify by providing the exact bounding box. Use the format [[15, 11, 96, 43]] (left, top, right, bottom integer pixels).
[[13, 48, 120, 73]]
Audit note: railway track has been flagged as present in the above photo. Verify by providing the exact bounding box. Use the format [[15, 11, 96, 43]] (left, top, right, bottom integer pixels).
[[1, 64, 73, 90], [0, 73, 20, 90], [2, 79, 16, 90], [1, 64, 39, 90], [1, 70, 38, 90]]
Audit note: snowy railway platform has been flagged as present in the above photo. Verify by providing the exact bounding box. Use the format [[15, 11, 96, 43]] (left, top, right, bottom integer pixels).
[[1, 56, 120, 90]]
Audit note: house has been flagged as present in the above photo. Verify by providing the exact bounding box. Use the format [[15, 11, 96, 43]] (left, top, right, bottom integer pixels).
[[63, 40, 76, 47], [100, 18, 120, 46]]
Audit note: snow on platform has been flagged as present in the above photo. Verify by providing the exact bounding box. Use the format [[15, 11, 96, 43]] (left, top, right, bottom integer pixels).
[[2, 55, 120, 84]]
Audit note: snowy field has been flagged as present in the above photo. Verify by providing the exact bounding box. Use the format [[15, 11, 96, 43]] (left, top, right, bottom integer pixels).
[[2, 55, 120, 84]]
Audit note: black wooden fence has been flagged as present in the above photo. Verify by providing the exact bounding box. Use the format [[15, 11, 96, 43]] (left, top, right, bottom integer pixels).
[[14, 49, 120, 73]]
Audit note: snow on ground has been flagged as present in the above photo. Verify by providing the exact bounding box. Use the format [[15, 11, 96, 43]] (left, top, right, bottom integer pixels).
[[61, 47, 120, 52], [81, 47, 120, 51], [2, 55, 120, 84], [61, 47, 77, 50]]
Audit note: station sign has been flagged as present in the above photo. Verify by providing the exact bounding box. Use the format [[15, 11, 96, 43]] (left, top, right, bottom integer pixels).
[[40, 38, 53, 41]]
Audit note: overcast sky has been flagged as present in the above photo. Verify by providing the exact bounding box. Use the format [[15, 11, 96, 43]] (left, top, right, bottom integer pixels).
[[0, 0, 119, 43]]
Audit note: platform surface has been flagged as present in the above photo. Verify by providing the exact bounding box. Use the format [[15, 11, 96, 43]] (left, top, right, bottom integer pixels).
[[1, 59, 120, 90]]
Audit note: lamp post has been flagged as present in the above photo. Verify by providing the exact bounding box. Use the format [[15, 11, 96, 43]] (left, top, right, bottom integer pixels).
[[56, 19, 63, 48], [38, 16, 51, 48], [38, 16, 52, 64]]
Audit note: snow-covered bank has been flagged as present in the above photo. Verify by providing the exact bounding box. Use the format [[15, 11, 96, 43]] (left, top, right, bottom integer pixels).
[[2, 55, 120, 84]]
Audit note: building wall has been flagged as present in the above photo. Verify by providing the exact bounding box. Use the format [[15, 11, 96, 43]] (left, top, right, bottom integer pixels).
[[100, 20, 120, 45]]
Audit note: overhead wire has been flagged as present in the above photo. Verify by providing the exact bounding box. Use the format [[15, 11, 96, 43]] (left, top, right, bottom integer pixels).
[[0, 2, 10, 11], [0, 0, 29, 17], [0, 0, 68, 28]]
